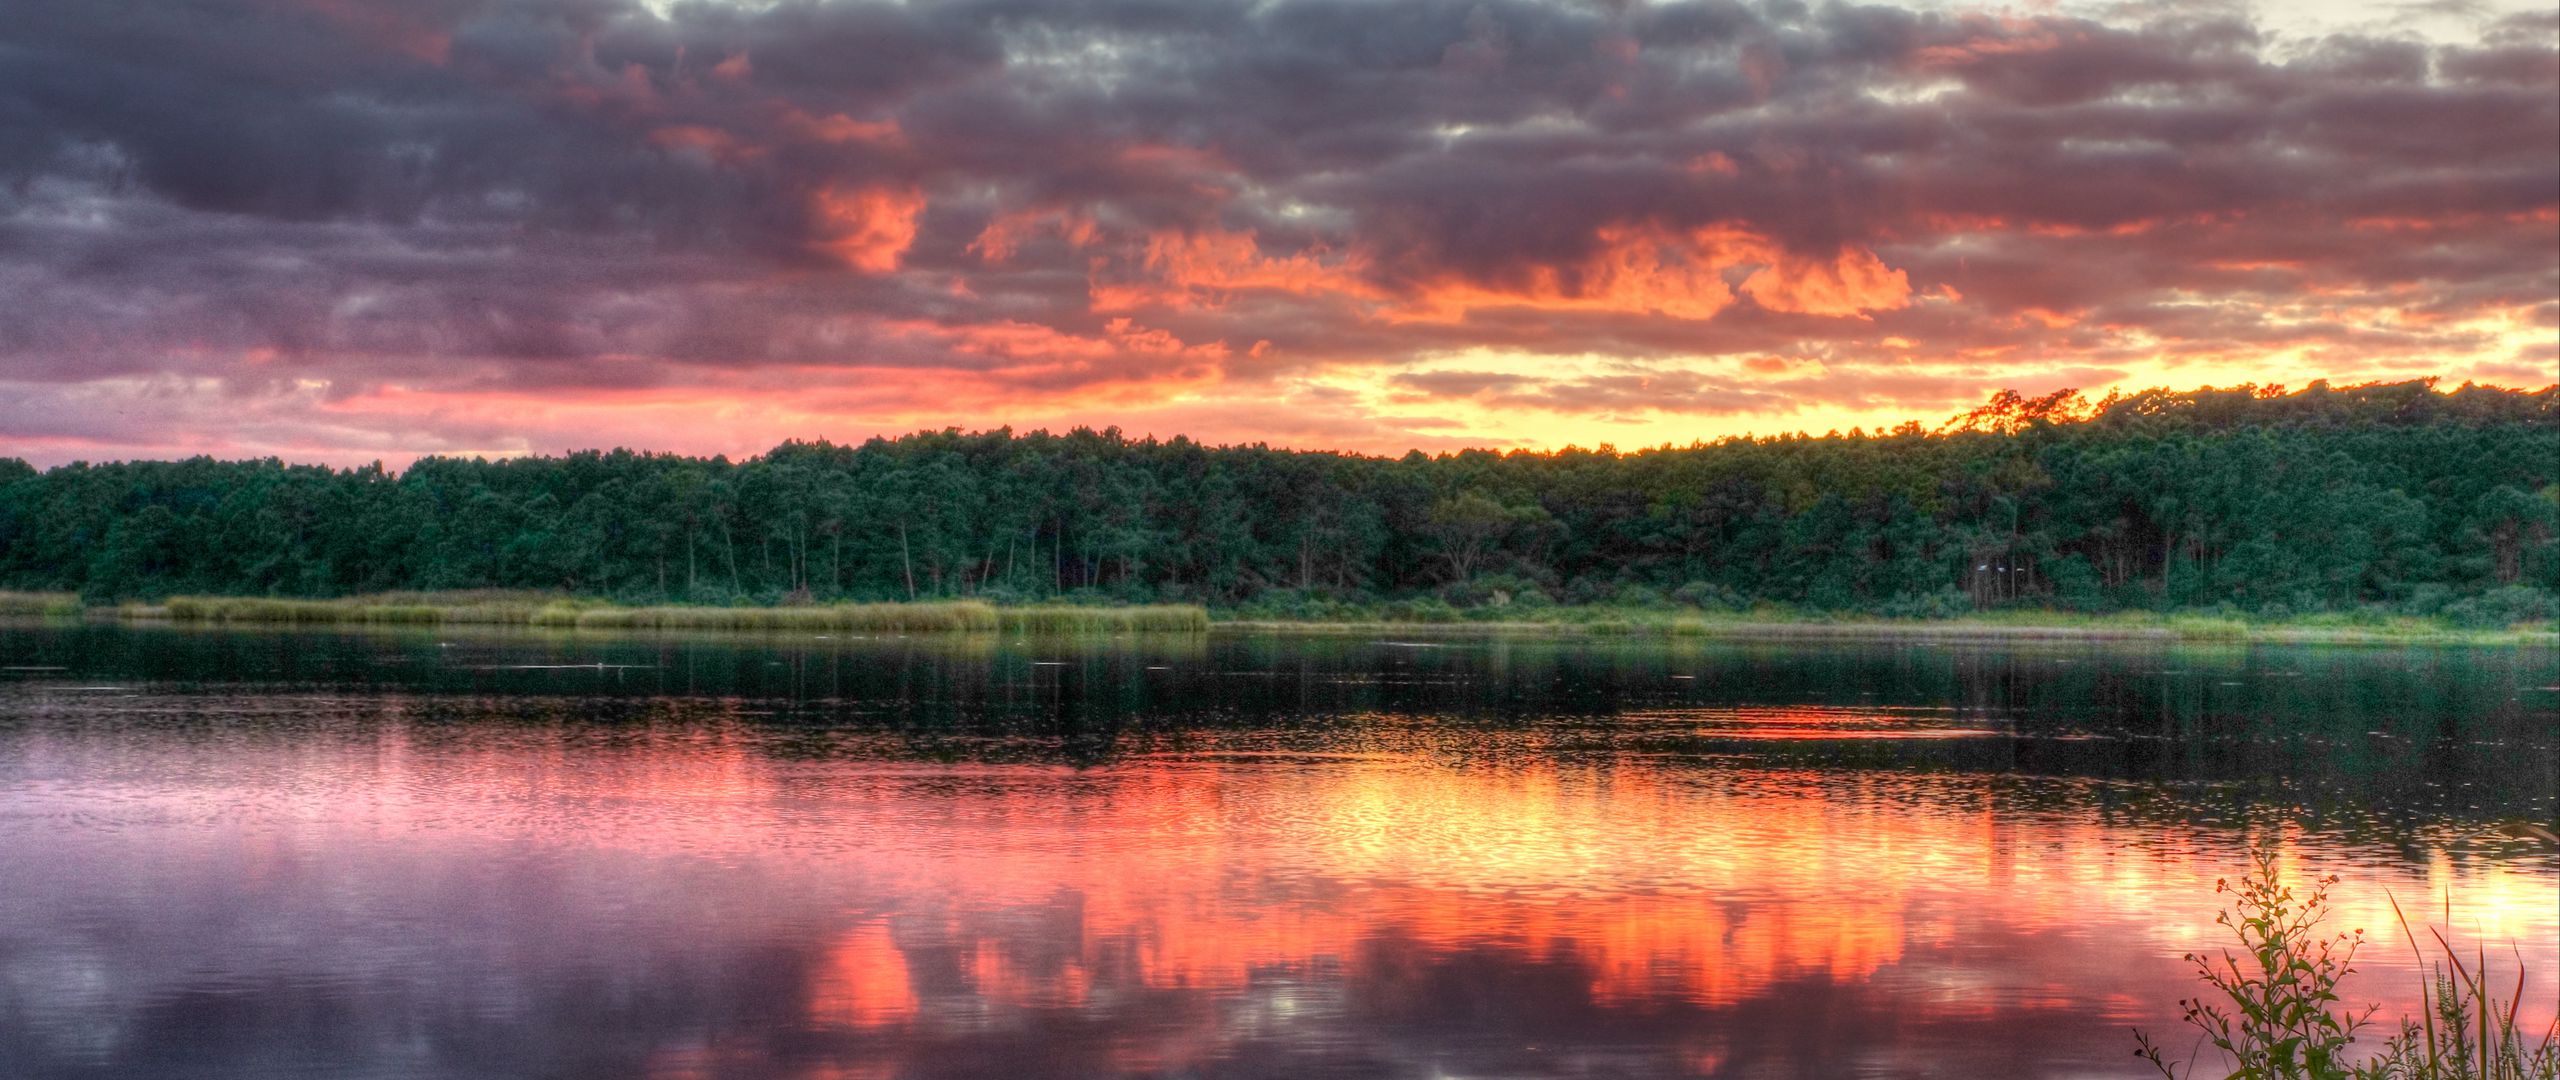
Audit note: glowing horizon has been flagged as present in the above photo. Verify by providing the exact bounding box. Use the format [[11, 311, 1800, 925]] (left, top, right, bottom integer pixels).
[[6, 376, 2544, 473]]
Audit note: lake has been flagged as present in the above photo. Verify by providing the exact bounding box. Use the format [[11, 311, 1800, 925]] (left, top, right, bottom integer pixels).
[[0, 623, 2553, 1079]]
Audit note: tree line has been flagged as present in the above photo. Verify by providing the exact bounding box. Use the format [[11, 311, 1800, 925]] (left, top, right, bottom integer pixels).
[[1, 380, 2552, 623]]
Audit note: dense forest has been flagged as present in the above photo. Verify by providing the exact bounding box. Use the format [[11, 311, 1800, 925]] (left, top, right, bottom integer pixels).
[[1, 381, 2553, 624]]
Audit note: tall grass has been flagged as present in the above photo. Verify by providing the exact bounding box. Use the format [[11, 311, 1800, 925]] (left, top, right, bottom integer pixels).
[[364, 591, 556, 624], [147, 594, 1211, 634], [553, 601, 1005, 633], [2137, 849, 2559, 1080], [539, 601, 1211, 633], [167, 597, 360, 623], [0, 591, 83, 617], [1213, 602, 2550, 643], [2361, 891, 2560, 1080], [999, 605, 1211, 634], [2167, 615, 2252, 642], [162, 593, 552, 625]]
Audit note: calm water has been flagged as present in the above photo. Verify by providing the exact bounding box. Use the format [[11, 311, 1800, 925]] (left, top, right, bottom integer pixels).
[[0, 623, 2553, 1080]]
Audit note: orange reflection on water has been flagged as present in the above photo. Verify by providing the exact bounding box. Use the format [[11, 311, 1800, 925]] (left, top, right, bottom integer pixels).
[[345, 725, 2557, 1072], [752, 759, 2555, 1047], [808, 922, 917, 1028], [1635, 704, 2011, 741]]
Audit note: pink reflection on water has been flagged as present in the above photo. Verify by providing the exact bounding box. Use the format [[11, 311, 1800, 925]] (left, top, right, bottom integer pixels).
[[1630, 703, 2012, 740], [4, 719, 2554, 1079]]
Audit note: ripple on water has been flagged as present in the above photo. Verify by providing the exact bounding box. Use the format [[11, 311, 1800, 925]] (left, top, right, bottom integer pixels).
[[0, 625, 2551, 1080]]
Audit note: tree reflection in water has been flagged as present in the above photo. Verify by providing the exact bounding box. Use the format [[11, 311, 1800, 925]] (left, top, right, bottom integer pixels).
[[0, 624, 2551, 1079]]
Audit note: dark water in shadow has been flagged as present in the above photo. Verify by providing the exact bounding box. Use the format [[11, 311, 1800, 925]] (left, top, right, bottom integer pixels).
[[0, 622, 2553, 1079]]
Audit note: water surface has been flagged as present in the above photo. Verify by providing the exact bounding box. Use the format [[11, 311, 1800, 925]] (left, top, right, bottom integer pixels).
[[1, 623, 2554, 1079]]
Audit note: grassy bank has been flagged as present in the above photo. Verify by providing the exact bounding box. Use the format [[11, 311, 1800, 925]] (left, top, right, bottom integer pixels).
[[0, 591, 83, 617], [160, 592, 548, 625], [7, 591, 2545, 643], [77, 593, 1213, 634], [526, 601, 1209, 634], [1214, 605, 2557, 645]]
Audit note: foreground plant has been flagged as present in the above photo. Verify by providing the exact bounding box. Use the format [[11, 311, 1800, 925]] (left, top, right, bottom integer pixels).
[[2138, 850, 2559, 1080], [2137, 849, 2377, 1078]]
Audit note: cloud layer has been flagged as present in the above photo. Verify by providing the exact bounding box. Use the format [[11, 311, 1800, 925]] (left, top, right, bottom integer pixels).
[[1, 0, 2552, 463]]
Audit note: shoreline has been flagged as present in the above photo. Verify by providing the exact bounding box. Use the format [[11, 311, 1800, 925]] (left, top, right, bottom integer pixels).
[[1217, 612, 2558, 646], [2, 592, 2550, 646], [1207, 617, 2556, 645]]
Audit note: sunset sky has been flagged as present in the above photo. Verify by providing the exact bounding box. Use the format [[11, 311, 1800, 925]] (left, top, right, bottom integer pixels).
[[1, 0, 2553, 466]]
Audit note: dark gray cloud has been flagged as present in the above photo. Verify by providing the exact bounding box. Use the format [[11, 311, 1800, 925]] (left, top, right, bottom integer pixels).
[[0, 0, 2551, 459]]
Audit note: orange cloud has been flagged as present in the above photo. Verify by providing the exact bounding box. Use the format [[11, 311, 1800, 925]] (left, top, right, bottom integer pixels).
[[1092, 229, 1380, 311], [1686, 151, 1741, 176], [969, 207, 1099, 264], [904, 317, 1229, 366], [868, 316, 1234, 398], [1396, 225, 1741, 322], [814, 186, 926, 273], [1739, 244, 1914, 317], [1396, 225, 1910, 322], [1910, 213, 2205, 240], [2012, 307, 2081, 329]]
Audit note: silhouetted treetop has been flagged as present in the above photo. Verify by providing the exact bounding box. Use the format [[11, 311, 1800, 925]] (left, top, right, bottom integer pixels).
[[2, 381, 2551, 622]]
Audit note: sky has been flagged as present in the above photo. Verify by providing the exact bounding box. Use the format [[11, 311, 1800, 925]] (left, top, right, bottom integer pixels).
[[0, 0, 2552, 467]]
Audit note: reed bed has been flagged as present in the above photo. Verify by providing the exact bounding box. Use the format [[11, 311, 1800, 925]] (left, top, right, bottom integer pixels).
[[550, 601, 1005, 633], [2163, 614, 2251, 642], [1214, 607, 2550, 645], [998, 605, 1211, 634], [0, 591, 83, 617], [361, 591, 559, 625], [161, 593, 554, 625], [167, 596, 369, 623], [554, 602, 1212, 633], [145, 594, 1211, 634]]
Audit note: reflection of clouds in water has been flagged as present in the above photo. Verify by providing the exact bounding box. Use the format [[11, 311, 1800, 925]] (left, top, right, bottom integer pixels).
[[1622, 703, 2011, 740], [0, 631, 2554, 1078], [808, 922, 918, 1029], [1, 744, 2553, 1078]]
